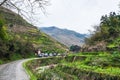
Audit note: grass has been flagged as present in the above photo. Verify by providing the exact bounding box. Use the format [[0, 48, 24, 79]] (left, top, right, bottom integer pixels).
[[0, 60, 3, 64], [61, 52, 120, 76], [39, 68, 79, 80], [63, 61, 120, 76], [23, 59, 37, 80]]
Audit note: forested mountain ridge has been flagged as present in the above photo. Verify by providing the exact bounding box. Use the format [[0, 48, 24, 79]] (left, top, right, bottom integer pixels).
[[40, 26, 87, 47], [0, 7, 67, 63]]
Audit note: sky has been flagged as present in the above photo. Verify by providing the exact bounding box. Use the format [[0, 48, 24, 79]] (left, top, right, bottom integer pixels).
[[34, 0, 120, 34]]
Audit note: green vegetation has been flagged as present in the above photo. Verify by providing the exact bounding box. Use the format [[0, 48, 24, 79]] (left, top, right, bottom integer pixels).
[[24, 52, 120, 80], [39, 68, 79, 80], [23, 59, 37, 80], [85, 12, 120, 52], [1, 2, 120, 80], [0, 16, 35, 62], [25, 57, 63, 80], [0, 7, 67, 64], [21, 2, 120, 80], [70, 45, 81, 52], [0, 7, 32, 27], [0, 19, 8, 41]]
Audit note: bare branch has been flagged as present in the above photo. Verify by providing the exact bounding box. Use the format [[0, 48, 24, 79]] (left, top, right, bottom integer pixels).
[[0, 0, 8, 6], [0, 0, 50, 24]]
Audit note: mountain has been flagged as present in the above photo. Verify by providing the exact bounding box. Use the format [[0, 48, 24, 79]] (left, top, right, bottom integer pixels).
[[40, 26, 87, 47], [0, 7, 67, 62]]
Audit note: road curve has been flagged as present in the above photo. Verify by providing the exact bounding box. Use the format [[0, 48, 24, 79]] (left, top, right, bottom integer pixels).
[[0, 59, 30, 80]]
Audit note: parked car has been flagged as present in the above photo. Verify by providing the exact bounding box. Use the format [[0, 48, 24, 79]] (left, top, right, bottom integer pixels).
[[57, 53, 61, 56], [38, 53, 43, 57], [44, 53, 48, 57], [53, 53, 57, 56], [49, 53, 53, 57]]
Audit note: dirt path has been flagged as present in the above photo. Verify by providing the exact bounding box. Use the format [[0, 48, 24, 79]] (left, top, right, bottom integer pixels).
[[0, 59, 29, 80]]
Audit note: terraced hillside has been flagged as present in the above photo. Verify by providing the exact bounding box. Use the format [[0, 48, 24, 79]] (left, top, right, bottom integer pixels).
[[0, 7, 67, 63], [26, 52, 120, 80]]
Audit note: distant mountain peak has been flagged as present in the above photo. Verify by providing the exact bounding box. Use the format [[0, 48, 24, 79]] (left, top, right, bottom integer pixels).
[[50, 26, 57, 28]]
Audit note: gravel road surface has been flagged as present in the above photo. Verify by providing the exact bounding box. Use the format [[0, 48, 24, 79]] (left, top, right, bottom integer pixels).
[[0, 59, 30, 80]]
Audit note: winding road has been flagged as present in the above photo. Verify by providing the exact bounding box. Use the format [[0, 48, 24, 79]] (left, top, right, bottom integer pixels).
[[0, 59, 30, 80]]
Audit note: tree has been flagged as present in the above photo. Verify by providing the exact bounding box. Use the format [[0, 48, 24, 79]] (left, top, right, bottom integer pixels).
[[100, 12, 120, 38], [85, 12, 120, 45], [70, 45, 81, 52], [0, 0, 50, 21]]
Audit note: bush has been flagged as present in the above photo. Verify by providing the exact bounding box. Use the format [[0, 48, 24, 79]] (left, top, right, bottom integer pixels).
[[0, 60, 3, 64]]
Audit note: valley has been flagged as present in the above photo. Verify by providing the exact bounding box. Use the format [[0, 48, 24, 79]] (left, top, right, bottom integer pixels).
[[0, 0, 120, 80]]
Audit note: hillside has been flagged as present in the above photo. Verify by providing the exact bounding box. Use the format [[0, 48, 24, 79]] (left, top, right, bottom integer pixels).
[[26, 52, 120, 80], [40, 26, 87, 47], [84, 12, 120, 52], [0, 7, 67, 63]]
